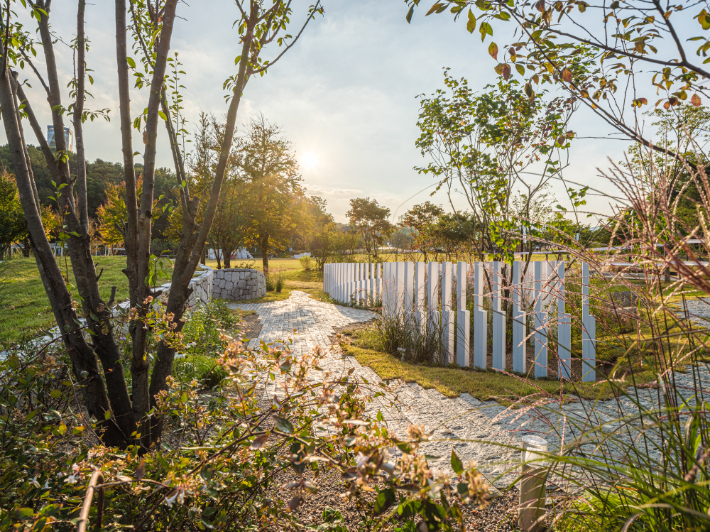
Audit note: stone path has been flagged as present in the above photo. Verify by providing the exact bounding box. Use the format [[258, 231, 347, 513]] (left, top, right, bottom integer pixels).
[[229, 291, 710, 488]]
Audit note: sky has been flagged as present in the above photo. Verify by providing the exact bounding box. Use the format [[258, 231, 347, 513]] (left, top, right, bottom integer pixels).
[[7, 0, 636, 224]]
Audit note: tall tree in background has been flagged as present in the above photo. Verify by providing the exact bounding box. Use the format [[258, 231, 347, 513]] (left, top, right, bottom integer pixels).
[[402, 201, 444, 262], [416, 72, 573, 259], [346, 197, 393, 258], [306, 196, 335, 270], [0, 0, 322, 448], [236, 115, 305, 277], [0, 171, 28, 259]]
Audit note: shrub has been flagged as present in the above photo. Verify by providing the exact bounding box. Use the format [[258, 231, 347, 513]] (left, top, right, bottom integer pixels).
[[265, 275, 276, 291], [0, 330, 489, 531], [275, 271, 285, 292], [299, 255, 313, 270]]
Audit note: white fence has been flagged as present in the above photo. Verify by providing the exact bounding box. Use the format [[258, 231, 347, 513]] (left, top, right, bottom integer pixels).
[[323, 260, 597, 382]]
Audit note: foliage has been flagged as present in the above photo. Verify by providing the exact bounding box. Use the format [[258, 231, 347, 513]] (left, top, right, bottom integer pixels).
[[346, 197, 394, 258], [415, 70, 573, 259], [299, 255, 313, 270], [233, 115, 309, 277], [0, 171, 28, 259], [275, 271, 285, 293], [0, 322, 490, 531], [306, 198, 337, 271], [407, 0, 709, 156], [402, 201, 444, 261]]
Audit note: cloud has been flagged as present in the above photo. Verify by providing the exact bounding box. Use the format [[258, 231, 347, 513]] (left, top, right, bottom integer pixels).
[[2, 0, 624, 222]]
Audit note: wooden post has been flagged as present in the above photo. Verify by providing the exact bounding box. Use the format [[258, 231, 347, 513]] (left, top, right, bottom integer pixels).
[[519, 435, 548, 532]]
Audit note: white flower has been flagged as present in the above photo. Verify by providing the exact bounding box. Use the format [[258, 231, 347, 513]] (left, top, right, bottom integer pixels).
[[165, 488, 184, 508], [165, 491, 178, 507], [43, 480, 50, 490], [30, 475, 40, 488], [355, 452, 368, 468]]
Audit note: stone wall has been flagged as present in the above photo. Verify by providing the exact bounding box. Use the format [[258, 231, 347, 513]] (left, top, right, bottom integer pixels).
[[212, 268, 266, 301], [154, 264, 213, 309]]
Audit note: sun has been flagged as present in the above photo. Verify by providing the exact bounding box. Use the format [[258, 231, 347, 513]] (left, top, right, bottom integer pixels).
[[301, 152, 318, 170]]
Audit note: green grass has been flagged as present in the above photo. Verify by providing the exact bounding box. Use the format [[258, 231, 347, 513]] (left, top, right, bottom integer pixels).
[[227, 279, 330, 304], [0, 256, 171, 344], [342, 341, 612, 402]]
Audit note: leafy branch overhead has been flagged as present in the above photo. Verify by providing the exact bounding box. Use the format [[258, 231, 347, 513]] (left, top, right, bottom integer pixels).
[[406, 0, 710, 154]]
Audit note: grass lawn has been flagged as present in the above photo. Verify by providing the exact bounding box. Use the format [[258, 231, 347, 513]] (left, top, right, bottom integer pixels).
[[228, 278, 330, 304], [337, 312, 699, 402], [342, 342, 610, 402], [0, 256, 171, 345]]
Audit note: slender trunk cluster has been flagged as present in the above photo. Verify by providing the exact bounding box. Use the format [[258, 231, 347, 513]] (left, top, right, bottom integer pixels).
[[2, 0, 320, 449]]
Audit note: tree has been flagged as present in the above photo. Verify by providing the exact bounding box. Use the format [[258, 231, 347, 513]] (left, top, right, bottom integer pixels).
[[210, 180, 250, 269], [236, 115, 306, 277], [416, 71, 570, 260], [407, 0, 710, 161], [402, 201, 444, 261], [346, 197, 393, 258], [306, 197, 336, 271], [0, 171, 26, 259], [0, 0, 322, 448]]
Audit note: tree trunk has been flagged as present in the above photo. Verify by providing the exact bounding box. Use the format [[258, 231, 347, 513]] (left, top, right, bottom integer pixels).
[[261, 237, 270, 278], [223, 248, 231, 269], [0, 67, 129, 447], [148, 6, 256, 443], [21, 236, 31, 257]]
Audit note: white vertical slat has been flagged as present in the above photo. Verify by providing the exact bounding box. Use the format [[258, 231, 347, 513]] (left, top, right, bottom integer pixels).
[[473, 262, 488, 370], [396, 262, 405, 317], [534, 262, 548, 378], [427, 262, 440, 356], [582, 262, 596, 382], [368, 262, 377, 307], [557, 261, 571, 380], [376, 263, 381, 303], [441, 262, 454, 364], [512, 261, 526, 373], [382, 263, 391, 316], [404, 261, 414, 319], [415, 262, 427, 337], [492, 261, 506, 371], [456, 261, 470, 367]]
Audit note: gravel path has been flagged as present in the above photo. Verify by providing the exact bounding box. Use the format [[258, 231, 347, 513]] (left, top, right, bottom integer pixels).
[[230, 291, 710, 489]]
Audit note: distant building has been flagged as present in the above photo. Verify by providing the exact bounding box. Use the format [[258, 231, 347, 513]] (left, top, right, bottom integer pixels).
[[47, 126, 74, 152]]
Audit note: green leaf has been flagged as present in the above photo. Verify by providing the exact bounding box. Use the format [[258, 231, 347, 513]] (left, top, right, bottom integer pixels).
[[406, 5, 414, 23], [158, 111, 168, 121], [466, 9, 477, 33], [451, 448, 464, 475], [374, 488, 396, 515], [273, 416, 294, 434], [126, 57, 136, 69], [488, 42, 498, 60], [104, 410, 112, 420]]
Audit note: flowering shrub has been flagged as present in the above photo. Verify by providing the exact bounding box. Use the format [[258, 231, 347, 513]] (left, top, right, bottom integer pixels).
[[0, 318, 489, 530]]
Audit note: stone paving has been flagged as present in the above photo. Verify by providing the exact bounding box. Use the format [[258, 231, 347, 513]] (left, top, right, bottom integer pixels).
[[230, 290, 710, 488]]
